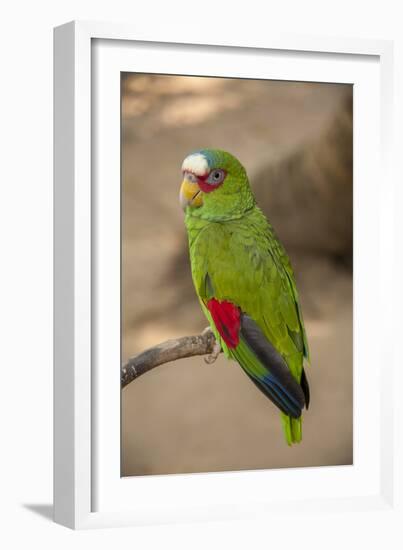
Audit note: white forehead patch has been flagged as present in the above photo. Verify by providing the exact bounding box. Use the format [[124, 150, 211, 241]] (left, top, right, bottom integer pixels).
[[182, 153, 209, 176]]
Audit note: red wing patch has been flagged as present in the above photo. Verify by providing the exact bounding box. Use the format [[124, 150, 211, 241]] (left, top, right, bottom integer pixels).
[[207, 298, 241, 348]]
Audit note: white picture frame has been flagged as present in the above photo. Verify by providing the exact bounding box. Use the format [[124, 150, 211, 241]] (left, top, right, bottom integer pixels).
[[54, 20, 398, 530]]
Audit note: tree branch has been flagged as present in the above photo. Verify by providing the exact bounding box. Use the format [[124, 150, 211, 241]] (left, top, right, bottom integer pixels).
[[121, 328, 220, 388]]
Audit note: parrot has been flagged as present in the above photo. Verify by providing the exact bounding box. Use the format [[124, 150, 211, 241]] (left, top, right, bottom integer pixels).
[[179, 148, 310, 445]]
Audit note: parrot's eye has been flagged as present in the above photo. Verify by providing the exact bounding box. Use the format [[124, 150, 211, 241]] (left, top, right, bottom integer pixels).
[[206, 169, 226, 185]]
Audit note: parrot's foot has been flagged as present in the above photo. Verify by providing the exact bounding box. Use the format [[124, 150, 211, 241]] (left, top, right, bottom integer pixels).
[[204, 340, 221, 364]]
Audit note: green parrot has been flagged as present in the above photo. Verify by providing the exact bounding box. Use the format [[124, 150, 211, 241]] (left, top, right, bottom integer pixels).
[[179, 149, 310, 445]]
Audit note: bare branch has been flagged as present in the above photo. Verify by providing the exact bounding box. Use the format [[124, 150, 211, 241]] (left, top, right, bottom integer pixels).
[[121, 328, 220, 388]]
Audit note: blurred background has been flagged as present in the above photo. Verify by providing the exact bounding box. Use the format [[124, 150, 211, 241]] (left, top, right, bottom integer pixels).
[[121, 74, 353, 476]]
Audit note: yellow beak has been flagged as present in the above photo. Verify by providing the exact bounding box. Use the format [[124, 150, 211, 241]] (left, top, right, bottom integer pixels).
[[179, 178, 203, 211]]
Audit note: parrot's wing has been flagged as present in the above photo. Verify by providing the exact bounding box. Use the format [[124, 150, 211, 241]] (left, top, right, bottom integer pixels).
[[271, 235, 311, 365], [236, 314, 306, 418], [205, 297, 306, 418]]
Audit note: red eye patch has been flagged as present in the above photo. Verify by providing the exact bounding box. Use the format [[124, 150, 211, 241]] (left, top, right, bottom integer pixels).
[[197, 169, 227, 193]]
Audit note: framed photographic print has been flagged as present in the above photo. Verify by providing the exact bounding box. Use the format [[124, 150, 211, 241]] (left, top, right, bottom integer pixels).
[[54, 21, 398, 530]]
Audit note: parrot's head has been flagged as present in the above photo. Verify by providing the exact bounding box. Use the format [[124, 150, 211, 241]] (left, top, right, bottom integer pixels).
[[179, 149, 255, 219]]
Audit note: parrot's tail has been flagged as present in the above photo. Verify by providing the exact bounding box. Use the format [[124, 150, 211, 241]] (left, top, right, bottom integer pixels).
[[281, 413, 302, 445]]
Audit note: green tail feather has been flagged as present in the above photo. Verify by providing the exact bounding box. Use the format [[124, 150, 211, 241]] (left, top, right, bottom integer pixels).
[[281, 413, 302, 445]]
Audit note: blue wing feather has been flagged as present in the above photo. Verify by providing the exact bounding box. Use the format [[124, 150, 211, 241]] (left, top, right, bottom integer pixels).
[[230, 315, 306, 418]]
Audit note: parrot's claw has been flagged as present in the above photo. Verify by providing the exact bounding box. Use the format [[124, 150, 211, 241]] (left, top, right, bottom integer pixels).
[[204, 340, 221, 364]]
